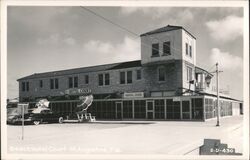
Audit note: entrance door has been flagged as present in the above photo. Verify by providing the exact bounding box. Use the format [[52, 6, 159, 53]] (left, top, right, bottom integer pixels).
[[146, 101, 154, 119], [116, 102, 123, 119], [182, 100, 191, 119]]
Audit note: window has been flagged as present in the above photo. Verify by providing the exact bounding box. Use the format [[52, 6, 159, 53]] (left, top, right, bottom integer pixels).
[[127, 71, 132, 84], [50, 78, 59, 89], [163, 41, 171, 55], [185, 43, 189, 55], [152, 43, 159, 57], [189, 45, 192, 57], [104, 73, 110, 85], [74, 77, 78, 88], [98, 73, 110, 86], [26, 82, 29, 91], [158, 67, 166, 81], [39, 80, 43, 88], [120, 72, 125, 84], [85, 75, 89, 84], [50, 79, 54, 89], [136, 69, 142, 80], [187, 66, 193, 82], [98, 74, 103, 86], [68, 77, 73, 88], [120, 71, 133, 84], [68, 76, 78, 88], [22, 82, 25, 91]]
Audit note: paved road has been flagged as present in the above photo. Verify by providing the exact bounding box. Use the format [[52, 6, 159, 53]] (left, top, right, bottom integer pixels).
[[7, 115, 243, 155]]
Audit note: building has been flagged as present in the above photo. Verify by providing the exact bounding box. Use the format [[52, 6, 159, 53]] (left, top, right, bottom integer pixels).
[[17, 25, 242, 121]]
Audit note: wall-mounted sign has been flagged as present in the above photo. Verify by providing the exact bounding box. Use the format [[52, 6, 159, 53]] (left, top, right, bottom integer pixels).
[[64, 88, 91, 95], [173, 97, 181, 101], [124, 92, 144, 98]]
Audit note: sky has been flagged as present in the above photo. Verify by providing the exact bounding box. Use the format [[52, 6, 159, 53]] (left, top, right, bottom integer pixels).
[[7, 6, 244, 100]]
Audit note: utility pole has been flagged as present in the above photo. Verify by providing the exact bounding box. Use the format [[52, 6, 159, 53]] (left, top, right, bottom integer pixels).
[[216, 63, 220, 127]]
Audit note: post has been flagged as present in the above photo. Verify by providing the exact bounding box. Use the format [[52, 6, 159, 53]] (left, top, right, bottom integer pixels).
[[22, 104, 24, 140], [216, 63, 220, 126]]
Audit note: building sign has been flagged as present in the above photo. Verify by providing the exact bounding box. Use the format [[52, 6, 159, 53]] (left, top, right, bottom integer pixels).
[[124, 92, 144, 98], [64, 88, 91, 95], [173, 97, 181, 101]]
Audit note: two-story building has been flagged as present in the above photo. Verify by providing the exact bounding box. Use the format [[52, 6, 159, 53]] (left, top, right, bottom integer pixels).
[[17, 25, 242, 121]]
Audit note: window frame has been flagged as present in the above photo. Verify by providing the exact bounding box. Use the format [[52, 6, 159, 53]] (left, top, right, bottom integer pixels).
[[39, 80, 43, 88], [152, 43, 160, 57], [185, 43, 189, 56], [163, 41, 171, 56], [158, 67, 166, 82], [136, 69, 142, 80], [85, 75, 89, 84]]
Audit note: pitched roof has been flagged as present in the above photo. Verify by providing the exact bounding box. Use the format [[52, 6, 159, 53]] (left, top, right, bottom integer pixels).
[[17, 60, 141, 81], [140, 25, 196, 39]]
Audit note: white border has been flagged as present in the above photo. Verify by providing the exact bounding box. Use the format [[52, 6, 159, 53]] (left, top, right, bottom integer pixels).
[[1, 0, 249, 160]]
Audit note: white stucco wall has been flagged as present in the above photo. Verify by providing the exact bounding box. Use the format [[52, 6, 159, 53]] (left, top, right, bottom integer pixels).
[[141, 29, 182, 65]]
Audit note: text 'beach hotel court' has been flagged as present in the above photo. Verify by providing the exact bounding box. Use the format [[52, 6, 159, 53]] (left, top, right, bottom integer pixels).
[[17, 25, 243, 121]]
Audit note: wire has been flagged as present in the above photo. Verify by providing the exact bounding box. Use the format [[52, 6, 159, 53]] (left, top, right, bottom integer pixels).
[[79, 6, 176, 59], [79, 6, 208, 70]]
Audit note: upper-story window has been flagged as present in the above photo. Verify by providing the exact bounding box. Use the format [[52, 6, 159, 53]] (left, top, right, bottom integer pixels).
[[163, 41, 171, 55], [21, 81, 29, 92], [74, 77, 78, 88], [98, 73, 110, 86], [68, 76, 78, 88], [158, 67, 166, 81], [120, 72, 126, 84], [39, 80, 43, 88], [136, 69, 142, 80], [50, 78, 59, 89], [22, 82, 25, 91], [152, 43, 159, 57], [189, 45, 192, 57], [127, 71, 132, 84], [85, 75, 89, 84], [187, 66, 193, 82], [104, 73, 110, 85], [185, 43, 189, 56], [120, 71, 133, 84]]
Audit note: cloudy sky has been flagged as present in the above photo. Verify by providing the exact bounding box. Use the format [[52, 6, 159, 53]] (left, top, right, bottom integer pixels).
[[7, 6, 244, 100]]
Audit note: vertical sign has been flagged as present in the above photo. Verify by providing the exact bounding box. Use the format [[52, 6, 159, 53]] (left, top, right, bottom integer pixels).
[[17, 103, 29, 140]]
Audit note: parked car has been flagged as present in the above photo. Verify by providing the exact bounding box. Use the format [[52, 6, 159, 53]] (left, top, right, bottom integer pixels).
[[8, 108, 65, 125]]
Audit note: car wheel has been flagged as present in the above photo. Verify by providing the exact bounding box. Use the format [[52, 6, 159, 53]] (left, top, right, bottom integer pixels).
[[33, 120, 40, 125], [58, 117, 63, 124]]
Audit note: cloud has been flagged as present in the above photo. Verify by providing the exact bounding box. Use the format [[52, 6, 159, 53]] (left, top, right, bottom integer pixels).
[[206, 15, 243, 42], [120, 7, 171, 19], [37, 34, 76, 46], [82, 36, 140, 63], [210, 48, 242, 71]]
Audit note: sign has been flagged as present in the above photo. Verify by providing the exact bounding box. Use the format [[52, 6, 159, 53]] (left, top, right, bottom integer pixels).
[[173, 97, 181, 101], [64, 88, 91, 95], [17, 103, 29, 114], [124, 92, 144, 98]]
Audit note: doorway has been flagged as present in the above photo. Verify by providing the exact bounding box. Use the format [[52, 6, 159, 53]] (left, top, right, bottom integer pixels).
[[146, 100, 154, 119], [182, 100, 191, 119], [115, 102, 123, 119]]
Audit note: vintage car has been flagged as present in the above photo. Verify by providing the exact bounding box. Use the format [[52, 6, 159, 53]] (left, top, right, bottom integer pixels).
[[9, 108, 65, 125]]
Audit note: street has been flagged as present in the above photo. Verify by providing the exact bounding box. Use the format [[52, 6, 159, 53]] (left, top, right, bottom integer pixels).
[[7, 115, 243, 155]]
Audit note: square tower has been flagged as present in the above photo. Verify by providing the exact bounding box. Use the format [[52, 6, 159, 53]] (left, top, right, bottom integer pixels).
[[140, 25, 196, 66]]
